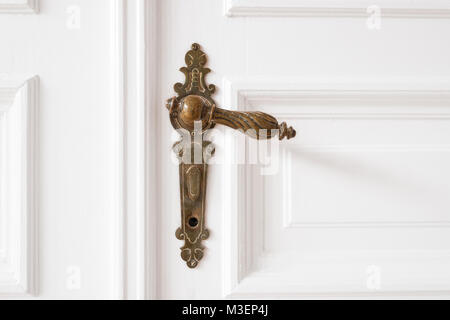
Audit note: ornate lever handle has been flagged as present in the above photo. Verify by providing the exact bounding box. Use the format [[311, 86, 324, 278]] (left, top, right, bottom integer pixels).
[[167, 44, 296, 268], [213, 107, 296, 140], [167, 95, 296, 140]]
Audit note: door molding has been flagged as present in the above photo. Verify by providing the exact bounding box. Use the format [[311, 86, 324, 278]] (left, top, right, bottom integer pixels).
[[224, 0, 450, 18], [0, 76, 38, 297], [0, 0, 38, 13], [222, 76, 450, 299]]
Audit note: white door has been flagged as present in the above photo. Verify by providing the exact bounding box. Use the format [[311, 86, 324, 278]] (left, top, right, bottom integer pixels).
[[2, 0, 450, 300], [156, 0, 450, 299]]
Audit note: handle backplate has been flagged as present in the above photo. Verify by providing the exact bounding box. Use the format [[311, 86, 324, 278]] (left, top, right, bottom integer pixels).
[[167, 43, 296, 268]]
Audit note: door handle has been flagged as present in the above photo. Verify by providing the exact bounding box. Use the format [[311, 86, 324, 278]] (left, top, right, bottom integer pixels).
[[213, 108, 296, 140], [166, 43, 296, 268], [167, 95, 296, 141]]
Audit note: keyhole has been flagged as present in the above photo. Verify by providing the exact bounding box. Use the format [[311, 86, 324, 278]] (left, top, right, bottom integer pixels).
[[188, 217, 199, 228]]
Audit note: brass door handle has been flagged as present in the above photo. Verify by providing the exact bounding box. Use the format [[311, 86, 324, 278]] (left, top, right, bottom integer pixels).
[[167, 95, 296, 141], [213, 108, 296, 140], [166, 44, 296, 268]]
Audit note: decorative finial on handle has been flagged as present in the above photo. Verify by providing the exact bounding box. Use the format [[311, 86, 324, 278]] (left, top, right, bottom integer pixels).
[[279, 122, 296, 140]]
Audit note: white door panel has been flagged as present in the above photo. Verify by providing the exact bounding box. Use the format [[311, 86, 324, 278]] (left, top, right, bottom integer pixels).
[[225, 0, 450, 18], [1, 0, 116, 299], [0, 76, 37, 296], [221, 81, 450, 298]]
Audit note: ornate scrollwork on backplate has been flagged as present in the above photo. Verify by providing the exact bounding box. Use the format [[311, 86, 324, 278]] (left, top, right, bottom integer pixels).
[[173, 139, 215, 268], [175, 227, 210, 269], [174, 43, 216, 101]]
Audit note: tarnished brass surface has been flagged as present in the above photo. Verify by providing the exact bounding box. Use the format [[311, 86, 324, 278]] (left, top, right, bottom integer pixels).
[[173, 140, 214, 269], [167, 44, 296, 268], [167, 95, 296, 140], [213, 107, 296, 140]]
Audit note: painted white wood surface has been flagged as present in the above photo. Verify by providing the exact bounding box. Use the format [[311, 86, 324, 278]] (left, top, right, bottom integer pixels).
[[0, 0, 116, 299], [0, 76, 37, 296], [157, 0, 450, 299], [1, 0, 450, 299], [0, 0, 38, 13], [221, 78, 450, 298], [225, 0, 450, 18]]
